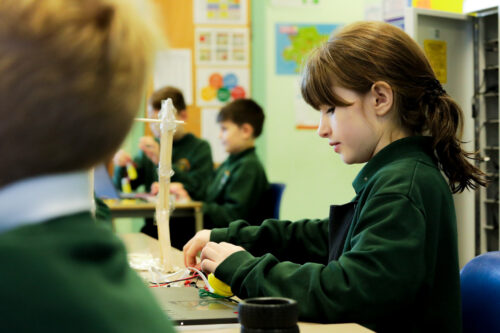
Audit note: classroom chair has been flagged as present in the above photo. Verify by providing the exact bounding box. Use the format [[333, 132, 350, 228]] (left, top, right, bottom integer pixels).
[[269, 183, 286, 219], [460, 251, 500, 333]]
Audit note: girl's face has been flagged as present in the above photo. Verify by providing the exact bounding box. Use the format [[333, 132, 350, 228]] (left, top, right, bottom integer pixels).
[[317, 86, 384, 165]]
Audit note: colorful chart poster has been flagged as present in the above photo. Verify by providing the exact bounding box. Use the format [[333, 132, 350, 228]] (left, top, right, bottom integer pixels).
[[196, 68, 250, 107], [193, 0, 247, 25], [195, 27, 249, 66], [275, 23, 339, 75]]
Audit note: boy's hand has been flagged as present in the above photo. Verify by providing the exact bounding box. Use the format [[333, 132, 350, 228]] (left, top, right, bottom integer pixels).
[[150, 182, 159, 195], [138, 136, 159, 164], [200, 242, 245, 274], [113, 150, 132, 167], [183, 230, 211, 269], [170, 182, 191, 202]]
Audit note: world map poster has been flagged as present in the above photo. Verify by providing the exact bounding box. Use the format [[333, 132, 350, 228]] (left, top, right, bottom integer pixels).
[[275, 23, 340, 75]]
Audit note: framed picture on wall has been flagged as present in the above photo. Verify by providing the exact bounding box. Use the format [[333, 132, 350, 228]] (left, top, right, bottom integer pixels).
[[193, 0, 248, 25], [195, 27, 249, 66]]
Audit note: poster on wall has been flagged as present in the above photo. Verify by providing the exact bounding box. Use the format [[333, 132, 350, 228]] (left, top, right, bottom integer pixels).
[[201, 108, 228, 164], [153, 49, 193, 105], [275, 23, 339, 75], [196, 67, 250, 107], [271, 0, 321, 7], [294, 77, 318, 130], [193, 0, 247, 25], [195, 27, 249, 66], [424, 40, 447, 84]]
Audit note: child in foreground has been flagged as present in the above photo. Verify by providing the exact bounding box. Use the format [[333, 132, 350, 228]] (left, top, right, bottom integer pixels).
[[184, 22, 486, 332], [0, 0, 174, 331]]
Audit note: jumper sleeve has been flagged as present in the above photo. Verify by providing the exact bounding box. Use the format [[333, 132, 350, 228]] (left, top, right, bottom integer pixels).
[[112, 165, 127, 189], [214, 194, 427, 324], [203, 162, 267, 228], [112, 153, 151, 191], [211, 218, 329, 264], [172, 141, 213, 201]]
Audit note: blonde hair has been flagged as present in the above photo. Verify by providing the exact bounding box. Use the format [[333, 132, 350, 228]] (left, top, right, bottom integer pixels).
[[301, 21, 486, 193], [0, 0, 160, 187]]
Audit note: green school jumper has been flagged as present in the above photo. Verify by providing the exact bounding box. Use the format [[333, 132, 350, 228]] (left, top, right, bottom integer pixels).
[[94, 195, 112, 229], [0, 212, 175, 333], [113, 133, 213, 200], [211, 136, 461, 333], [203, 147, 269, 228]]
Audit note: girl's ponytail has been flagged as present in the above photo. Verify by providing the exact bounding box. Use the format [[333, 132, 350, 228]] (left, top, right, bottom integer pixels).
[[423, 84, 487, 193]]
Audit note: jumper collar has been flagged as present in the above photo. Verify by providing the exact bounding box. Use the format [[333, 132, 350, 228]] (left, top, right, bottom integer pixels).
[[0, 171, 93, 234], [228, 146, 256, 163], [352, 136, 434, 194]]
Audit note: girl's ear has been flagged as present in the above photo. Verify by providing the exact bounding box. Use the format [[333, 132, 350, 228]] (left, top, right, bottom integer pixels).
[[370, 81, 393, 116]]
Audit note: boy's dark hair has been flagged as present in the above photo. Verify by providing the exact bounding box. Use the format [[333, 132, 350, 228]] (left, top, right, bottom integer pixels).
[[150, 86, 186, 111], [217, 99, 265, 138]]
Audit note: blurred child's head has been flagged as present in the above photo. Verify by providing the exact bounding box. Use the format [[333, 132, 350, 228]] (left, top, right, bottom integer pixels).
[[216, 99, 264, 154], [0, 0, 159, 188], [148, 86, 187, 138], [301, 21, 485, 192]]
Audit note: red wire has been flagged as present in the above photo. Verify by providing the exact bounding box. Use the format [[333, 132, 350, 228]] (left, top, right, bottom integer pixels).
[[149, 274, 199, 287]]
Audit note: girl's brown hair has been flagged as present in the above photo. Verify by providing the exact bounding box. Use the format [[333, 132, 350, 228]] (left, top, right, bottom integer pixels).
[[301, 21, 486, 193]]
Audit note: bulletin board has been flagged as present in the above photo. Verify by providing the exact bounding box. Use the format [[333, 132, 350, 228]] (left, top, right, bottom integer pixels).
[[193, 0, 252, 163], [150, 0, 251, 152]]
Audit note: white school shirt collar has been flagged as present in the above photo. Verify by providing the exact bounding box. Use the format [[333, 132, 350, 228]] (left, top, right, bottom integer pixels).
[[0, 171, 94, 234]]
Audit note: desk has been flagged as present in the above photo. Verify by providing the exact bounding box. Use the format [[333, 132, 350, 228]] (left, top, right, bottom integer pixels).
[[120, 233, 374, 333], [107, 200, 204, 231]]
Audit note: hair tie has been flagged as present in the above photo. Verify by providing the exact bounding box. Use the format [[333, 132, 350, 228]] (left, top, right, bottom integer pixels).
[[423, 78, 446, 105]]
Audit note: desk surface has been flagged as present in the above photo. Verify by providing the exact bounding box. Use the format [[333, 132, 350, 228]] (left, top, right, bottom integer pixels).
[[107, 200, 204, 231], [106, 200, 202, 211], [120, 233, 373, 333]]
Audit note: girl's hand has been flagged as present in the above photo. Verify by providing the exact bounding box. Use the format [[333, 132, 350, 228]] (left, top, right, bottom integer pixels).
[[138, 136, 160, 164], [183, 230, 212, 269], [200, 242, 245, 274]]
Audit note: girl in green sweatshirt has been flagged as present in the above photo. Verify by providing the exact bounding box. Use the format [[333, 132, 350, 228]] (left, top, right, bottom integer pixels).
[[184, 21, 486, 333]]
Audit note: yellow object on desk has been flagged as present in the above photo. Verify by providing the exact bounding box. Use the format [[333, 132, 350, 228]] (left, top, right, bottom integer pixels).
[[208, 273, 233, 297]]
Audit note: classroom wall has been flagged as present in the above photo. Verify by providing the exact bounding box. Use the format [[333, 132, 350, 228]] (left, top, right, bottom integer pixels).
[[116, 0, 465, 229], [252, 0, 375, 221], [252, 0, 465, 222]]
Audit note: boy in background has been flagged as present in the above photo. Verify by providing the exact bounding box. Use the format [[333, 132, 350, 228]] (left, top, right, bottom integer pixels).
[[113, 86, 213, 200], [0, 0, 174, 331], [172, 99, 270, 229], [113, 86, 214, 238]]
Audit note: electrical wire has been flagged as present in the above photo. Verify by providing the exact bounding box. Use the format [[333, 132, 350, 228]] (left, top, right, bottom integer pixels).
[[149, 274, 199, 288], [186, 266, 213, 292]]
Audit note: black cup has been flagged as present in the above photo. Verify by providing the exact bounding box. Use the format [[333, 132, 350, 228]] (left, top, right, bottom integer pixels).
[[238, 297, 299, 333]]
